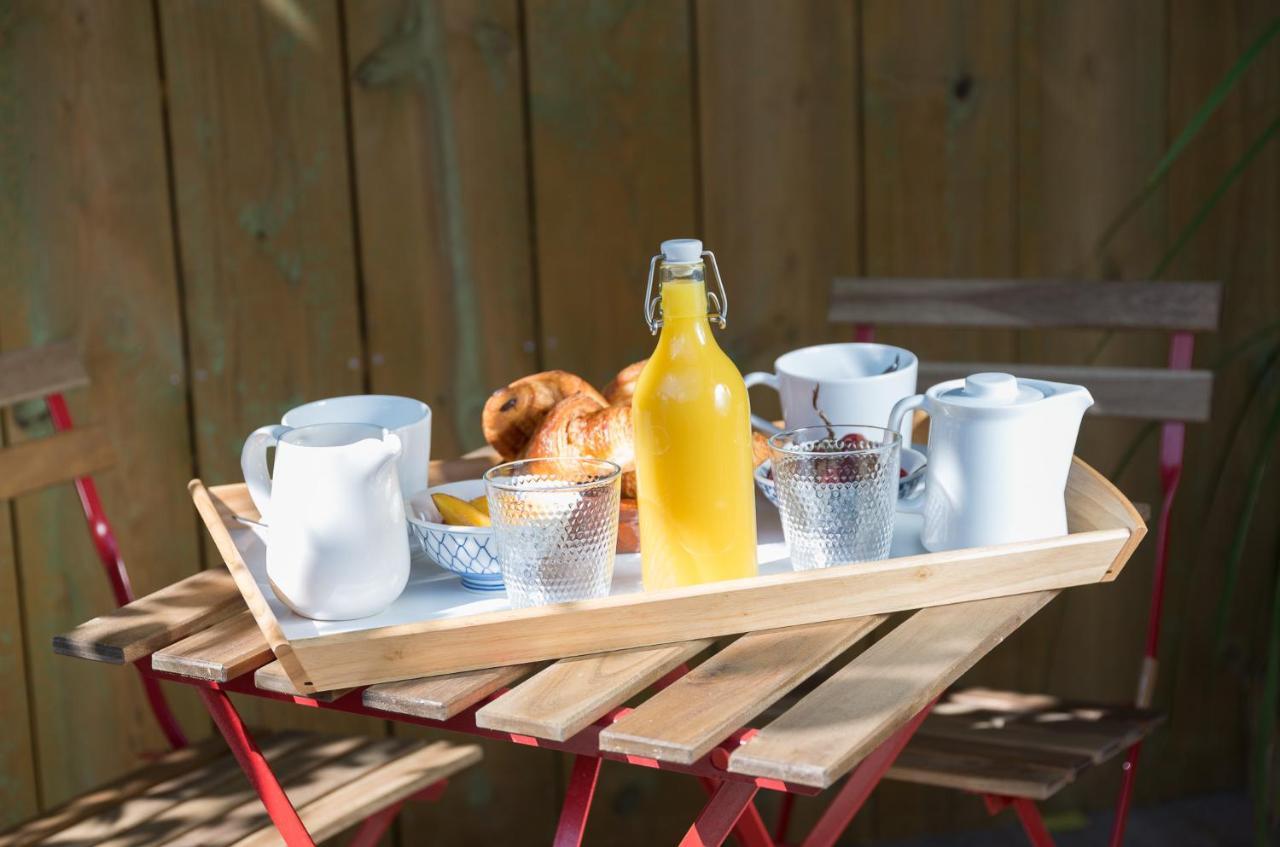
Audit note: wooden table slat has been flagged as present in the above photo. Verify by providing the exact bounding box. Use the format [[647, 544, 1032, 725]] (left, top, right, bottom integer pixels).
[[728, 591, 1058, 788], [52, 568, 243, 663], [475, 639, 715, 741], [599, 618, 886, 764], [253, 660, 354, 702], [151, 608, 272, 682], [363, 664, 535, 721]]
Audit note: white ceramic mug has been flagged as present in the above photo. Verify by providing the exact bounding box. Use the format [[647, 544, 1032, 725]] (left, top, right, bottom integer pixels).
[[282, 395, 431, 498], [241, 423, 410, 620], [744, 343, 918, 438]]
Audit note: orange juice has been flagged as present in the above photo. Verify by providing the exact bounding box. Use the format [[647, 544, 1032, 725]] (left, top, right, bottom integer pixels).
[[633, 239, 757, 589]]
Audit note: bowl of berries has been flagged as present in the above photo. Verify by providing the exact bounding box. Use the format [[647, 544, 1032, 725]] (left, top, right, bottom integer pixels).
[[754, 438, 927, 508]]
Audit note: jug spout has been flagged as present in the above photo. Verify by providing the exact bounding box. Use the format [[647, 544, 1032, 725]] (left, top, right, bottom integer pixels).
[[377, 431, 403, 467], [1045, 382, 1094, 418]]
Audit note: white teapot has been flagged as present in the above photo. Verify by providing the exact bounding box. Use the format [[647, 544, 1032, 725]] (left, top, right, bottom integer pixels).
[[888, 373, 1093, 552], [241, 422, 409, 620]]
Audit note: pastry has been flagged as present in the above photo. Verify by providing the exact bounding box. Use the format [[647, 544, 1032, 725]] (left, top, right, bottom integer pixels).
[[603, 360, 646, 406], [482, 370, 606, 460]]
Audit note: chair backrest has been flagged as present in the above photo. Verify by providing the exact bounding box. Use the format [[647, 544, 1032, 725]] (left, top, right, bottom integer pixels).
[[828, 278, 1223, 422], [829, 277, 1223, 712], [0, 341, 115, 499], [0, 341, 190, 749]]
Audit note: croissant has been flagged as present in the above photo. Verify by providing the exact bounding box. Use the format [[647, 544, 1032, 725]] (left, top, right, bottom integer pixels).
[[482, 370, 606, 460], [523, 392, 637, 498], [603, 360, 646, 406]]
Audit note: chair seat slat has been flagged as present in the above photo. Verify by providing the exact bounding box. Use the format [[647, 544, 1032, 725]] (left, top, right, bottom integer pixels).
[[918, 362, 1213, 422], [830, 278, 1221, 332]]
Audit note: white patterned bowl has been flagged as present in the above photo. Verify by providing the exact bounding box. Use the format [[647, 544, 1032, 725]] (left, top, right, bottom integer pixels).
[[405, 480, 503, 592]]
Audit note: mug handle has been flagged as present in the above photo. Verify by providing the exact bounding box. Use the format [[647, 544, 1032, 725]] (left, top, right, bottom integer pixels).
[[888, 395, 927, 513], [743, 371, 781, 435], [240, 424, 291, 522]]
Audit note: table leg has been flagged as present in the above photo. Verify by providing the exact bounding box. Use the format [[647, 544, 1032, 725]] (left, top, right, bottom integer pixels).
[[698, 778, 774, 847], [799, 698, 938, 847], [554, 755, 603, 847], [346, 800, 404, 847], [1011, 798, 1056, 847], [197, 687, 316, 847], [680, 781, 760, 847]]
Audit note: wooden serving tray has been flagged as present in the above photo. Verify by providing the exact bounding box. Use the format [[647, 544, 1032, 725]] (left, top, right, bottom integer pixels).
[[189, 457, 1144, 695]]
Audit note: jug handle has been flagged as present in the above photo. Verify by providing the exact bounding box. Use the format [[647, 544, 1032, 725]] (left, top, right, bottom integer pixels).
[[743, 371, 782, 435], [241, 424, 291, 522], [888, 395, 927, 515]]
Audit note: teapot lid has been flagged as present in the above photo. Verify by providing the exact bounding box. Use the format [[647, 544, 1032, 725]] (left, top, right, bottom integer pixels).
[[935, 372, 1044, 407]]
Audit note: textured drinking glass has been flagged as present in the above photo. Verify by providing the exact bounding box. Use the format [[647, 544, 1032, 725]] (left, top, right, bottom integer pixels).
[[483, 458, 622, 609], [768, 425, 901, 570]]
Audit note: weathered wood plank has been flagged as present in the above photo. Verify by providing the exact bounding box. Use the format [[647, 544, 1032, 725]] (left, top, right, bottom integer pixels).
[[600, 619, 885, 764], [0, 0, 205, 811], [918, 362, 1214, 422], [0, 427, 115, 500], [159, 0, 374, 738], [697, 0, 859, 372], [53, 569, 243, 664], [0, 342, 88, 409], [151, 609, 272, 682], [475, 640, 713, 741], [728, 592, 1057, 788], [363, 664, 533, 721], [830, 279, 1222, 332], [345, 0, 538, 455], [861, 0, 1019, 373], [525, 0, 698, 383]]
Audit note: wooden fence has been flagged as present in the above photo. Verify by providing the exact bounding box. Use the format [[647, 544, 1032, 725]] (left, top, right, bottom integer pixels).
[[2, 0, 1277, 842]]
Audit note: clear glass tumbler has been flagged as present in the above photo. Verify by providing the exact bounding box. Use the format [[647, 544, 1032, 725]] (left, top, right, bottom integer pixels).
[[768, 425, 901, 570], [483, 457, 622, 608]]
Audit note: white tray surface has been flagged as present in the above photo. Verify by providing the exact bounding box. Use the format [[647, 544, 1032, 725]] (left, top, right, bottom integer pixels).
[[233, 492, 926, 642]]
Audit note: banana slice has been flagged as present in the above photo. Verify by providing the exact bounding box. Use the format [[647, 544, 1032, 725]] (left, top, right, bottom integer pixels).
[[432, 493, 491, 527]]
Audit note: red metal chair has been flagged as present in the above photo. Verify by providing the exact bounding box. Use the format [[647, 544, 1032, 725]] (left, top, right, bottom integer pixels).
[[823, 278, 1222, 846], [0, 341, 480, 846]]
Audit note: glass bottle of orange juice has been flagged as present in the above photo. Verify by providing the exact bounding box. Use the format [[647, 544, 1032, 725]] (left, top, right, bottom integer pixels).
[[633, 238, 758, 589]]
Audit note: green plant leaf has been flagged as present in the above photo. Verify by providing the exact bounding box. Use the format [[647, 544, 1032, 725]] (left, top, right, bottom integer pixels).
[[1202, 341, 1280, 516], [1152, 113, 1280, 281], [1214, 390, 1280, 652], [1254, 530, 1280, 846], [1109, 422, 1159, 483], [1092, 16, 1280, 267], [1088, 112, 1280, 364]]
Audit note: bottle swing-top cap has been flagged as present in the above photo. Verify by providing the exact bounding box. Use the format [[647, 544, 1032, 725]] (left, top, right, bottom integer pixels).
[[644, 237, 729, 334], [660, 238, 703, 263]]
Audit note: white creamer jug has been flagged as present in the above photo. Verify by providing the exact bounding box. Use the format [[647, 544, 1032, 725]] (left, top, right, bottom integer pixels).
[[240, 422, 409, 620], [888, 373, 1093, 552]]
